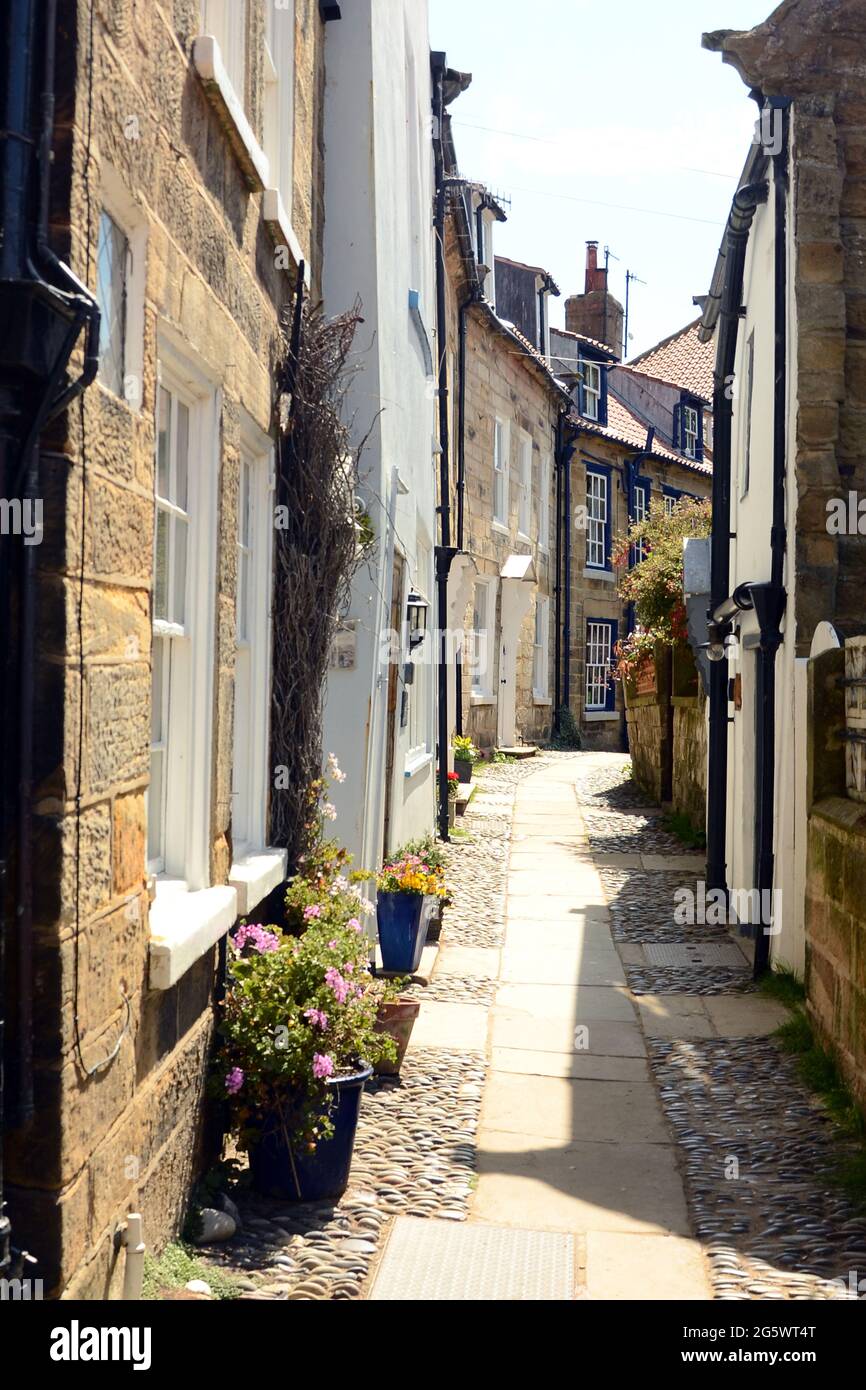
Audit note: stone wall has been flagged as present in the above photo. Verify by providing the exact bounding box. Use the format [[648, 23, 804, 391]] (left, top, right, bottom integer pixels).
[[4, 0, 324, 1297], [672, 695, 707, 830], [806, 798, 866, 1114]]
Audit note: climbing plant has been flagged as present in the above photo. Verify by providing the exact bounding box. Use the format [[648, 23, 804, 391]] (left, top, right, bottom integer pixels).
[[613, 495, 711, 679], [268, 279, 370, 871]]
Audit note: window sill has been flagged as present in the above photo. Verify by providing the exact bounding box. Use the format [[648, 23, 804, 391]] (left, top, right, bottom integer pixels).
[[491, 520, 510, 536], [261, 187, 310, 286], [470, 692, 495, 705], [404, 750, 433, 779], [517, 530, 532, 544], [229, 847, 288, 916], [584, 709, 620, 722], [533, 693, 552, 706], [583, 566, 614, 582], [192, 36, 269, 191], [148, 882, 238, 991]]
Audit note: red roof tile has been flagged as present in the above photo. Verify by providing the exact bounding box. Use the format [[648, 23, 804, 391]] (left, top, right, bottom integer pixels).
[[627, 318, 715, 402], [568, 394, 712, 476]]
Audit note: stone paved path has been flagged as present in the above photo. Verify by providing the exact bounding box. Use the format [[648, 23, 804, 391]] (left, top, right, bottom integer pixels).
[[205, 751, 866, 1300]]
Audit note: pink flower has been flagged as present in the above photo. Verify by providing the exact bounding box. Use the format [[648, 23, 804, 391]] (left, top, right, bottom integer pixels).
[[303, 904, 323, 920], [313, 1053, 335, 1079], [347, 917, 362, 932], [324, 966, 350, 1004], [322, 802, 337, 821], [225, 1067, 244, 1095], [233, 924, 280, 954], [344, 961, 354, 974], [304, 1008, 329, 1030]]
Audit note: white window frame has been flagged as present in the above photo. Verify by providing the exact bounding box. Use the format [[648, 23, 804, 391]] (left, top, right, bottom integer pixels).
[[263, 0, 295, 220], [633, 481, 648, 562], [493, 417, 510, 529], [664, 493, 677, 518], [200, 0, 247, 111], [538, 452, 551, 552], [585, 469, 608, 569], [682, 403, 699, 459], [228, 421, 286, 913], [585, 620, 613, 712], [533, 595, 550, 702], [96, 164, 147, 413], [147, 341, 219, 897], [583, 359, 601, 420], [517, 430, 532, 538], [469, 576, 496, 703]]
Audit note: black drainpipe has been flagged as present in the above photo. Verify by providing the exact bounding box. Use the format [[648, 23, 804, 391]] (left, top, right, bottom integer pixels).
[[0, 0, 100, 1276], [431, 53, 456, 841], [705, 171, 769, 895], [562, 425, 575, 710], [454, 291, 472, 736], [553, 413, 564, 734], [751, 101, 790, 978]]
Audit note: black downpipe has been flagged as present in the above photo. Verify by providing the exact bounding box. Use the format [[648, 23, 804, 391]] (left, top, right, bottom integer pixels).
[[454, 294, 470, 737], [432, 56, 453, 841], [562, 427, 574, 710], [705, 174, 769, 894], [752, 102, 790, 978], [553, 413, 563, 734]]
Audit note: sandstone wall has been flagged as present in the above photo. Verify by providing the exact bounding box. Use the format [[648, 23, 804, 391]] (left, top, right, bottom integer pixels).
[[5, 0, 324, 1296]]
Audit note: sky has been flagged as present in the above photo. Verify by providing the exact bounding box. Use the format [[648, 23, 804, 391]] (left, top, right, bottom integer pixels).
[[429, 0, 776, 357]]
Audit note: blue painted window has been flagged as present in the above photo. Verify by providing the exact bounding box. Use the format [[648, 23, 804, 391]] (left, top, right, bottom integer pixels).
[[631, 475, 650, 563], [585, 464, 612, 570], [673, 394, 704, 460], [585, 618, 618, 712], [578, 357, 608, 425]]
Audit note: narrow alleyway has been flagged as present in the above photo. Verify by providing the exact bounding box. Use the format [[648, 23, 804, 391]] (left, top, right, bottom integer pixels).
[[206, 753, 866, 1301]]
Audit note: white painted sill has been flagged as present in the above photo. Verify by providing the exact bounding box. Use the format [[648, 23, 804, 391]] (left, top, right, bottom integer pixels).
[[404, 750, 433, 779], [582, 566, 614, 582], [584, 710, 620, 722], [262, 188, 310, 286], [229, 847, 288, 916], [192, 36, 269, 191], [470, 692, 495, 705], [491, 520, 510, 536], [533, 693, 552, 706], [148, 881, 238, 991]]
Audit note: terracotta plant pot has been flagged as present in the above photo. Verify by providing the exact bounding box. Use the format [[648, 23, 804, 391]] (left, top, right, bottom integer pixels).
[[373, 996, 421, 1075]]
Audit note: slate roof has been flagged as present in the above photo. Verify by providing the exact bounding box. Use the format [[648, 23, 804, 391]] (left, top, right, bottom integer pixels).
[[626, 318, 715, 402]]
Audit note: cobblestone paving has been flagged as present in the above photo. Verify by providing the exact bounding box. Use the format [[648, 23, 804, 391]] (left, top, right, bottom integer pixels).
[[627, 965, 756, 996], [651, 1038, 866, 1300], [600, 867, 727, 942], [573, 762, 686, 855], [201, 755, 551, 1300]]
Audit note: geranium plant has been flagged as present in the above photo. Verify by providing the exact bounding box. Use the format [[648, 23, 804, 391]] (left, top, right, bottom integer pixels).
[[215, 913, 395, 1157], [613, 495, 711, 680]]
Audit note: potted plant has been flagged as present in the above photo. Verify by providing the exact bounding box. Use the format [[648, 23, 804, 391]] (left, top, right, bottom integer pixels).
[[375, 856, 446, 973], [215, 911, 396, 1203], [368, 976, 419, 1076], [452, 734, 478, 784], [394, 836, 450, 941]]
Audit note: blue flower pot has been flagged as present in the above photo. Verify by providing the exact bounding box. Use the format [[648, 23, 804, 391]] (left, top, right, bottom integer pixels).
[[249, 1065, 372, 1202], [377, 890, 426, 973]]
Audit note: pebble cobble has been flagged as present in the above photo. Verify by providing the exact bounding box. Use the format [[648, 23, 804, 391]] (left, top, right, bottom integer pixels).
[[202, 755, 542, 1300]]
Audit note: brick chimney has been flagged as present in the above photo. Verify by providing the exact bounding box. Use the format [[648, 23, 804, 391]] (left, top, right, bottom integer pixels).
[[565, 240, 624, 358]]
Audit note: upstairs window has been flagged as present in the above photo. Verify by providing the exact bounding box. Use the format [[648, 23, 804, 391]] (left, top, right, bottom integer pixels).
[[632, 479, 649, 563], [578, 357, 607, 424], [585, 467, 610, 570], [538, 452, 551, 552], [201, 0, 247, 107], [263, 0, 295, 213], [493, 417, 509, 526], [96, 211, 128, 398], [517, 431, 532, 537], [673, 395, 704, 461]]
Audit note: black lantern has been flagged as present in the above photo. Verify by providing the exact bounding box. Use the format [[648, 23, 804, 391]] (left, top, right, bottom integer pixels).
[[406, 591, 428, 650]]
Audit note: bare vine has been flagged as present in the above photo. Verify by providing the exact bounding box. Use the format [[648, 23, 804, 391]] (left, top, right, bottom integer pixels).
[[268, 286, 368, 870]]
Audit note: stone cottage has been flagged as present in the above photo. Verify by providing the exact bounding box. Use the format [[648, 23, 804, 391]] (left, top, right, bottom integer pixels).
[[1, 0, 326, 1297], [696, 0, 866, 1108]]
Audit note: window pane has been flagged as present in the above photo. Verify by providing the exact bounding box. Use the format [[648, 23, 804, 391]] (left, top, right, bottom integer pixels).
[[96, 210, 127, 397], [154, 508, 169, 620], [157, 386, 170, 498], [147, 749, 164, 863], [151, 639, 164, 742], [173, 515, 188, 624], [175, 401, 189, 509]]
